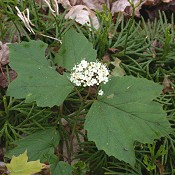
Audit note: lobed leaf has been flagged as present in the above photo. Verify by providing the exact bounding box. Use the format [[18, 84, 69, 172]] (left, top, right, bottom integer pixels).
[[6, 128, 60, 163], [85, 76, 172, 165], [5, 150, 45, 175], [55, 28, 97, 71], [7, 40, 73, 107]]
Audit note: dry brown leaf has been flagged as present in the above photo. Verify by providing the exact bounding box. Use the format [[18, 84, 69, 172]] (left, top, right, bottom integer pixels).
[[70, 0, 82, 6], [58, 0, 107, 11], [150, 40, 159, 58], [144, 0, 160, 6], [102, 54, 111, 62], [108, 47, 120, 53], [162, 75, 174, 93], [162, 0, 173, 3], [46, 0, 175, 20], [111, 0, 132, 15], [0, 70, 17, 88], [0, 42, 9, 66], [169, 0, 175, 4], [111, 0, 144, 17], [65, 5, 99, 29], [156, 160, 165, 175], [0, 161, 6, 175], [111, 57, 126, 77], [111, 0, 175, 17], [58, 0, 72, 9], [60, 118, 68, 126], [58, 115, 85, 164], [62, 130, 85, 164], [82, 0, 106, 11]]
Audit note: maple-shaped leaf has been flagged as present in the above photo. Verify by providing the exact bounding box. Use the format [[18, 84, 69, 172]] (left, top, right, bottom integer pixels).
[[6, 128, 60, 163], [85, 76, 172, 165], [5, 150, 45, 175], [7, 40, 73, 107], [55, 28, 97, 71]]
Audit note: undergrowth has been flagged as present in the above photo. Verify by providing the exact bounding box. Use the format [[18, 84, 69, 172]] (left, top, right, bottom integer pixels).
[[0, 1, 175, 175]]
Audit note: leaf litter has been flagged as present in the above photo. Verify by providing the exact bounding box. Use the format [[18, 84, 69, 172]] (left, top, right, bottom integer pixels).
[[0, 41, 9, 66], [0, 41, 17, 88], [49, 0, 175, 19]]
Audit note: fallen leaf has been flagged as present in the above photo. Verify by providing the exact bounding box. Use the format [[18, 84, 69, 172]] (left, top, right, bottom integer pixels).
[[162, 75, 174, 93], [59, 0, 107, 11], [58, 0, 72, 9], [5, 150, 45, 175], [0, 161, 6, 175], [65, 5, 100, 29], [162, 0, 173, 3], [0, 41, 9, 66], [63, 129, 85, 164], [156, 160, 164, 175], [0, 70, 17, 88], [143, 0, 159, 6], [102, 54, 111, 63], [111, 0, 175, 18], [70, 0, 82, 6], [82, 0, 106, 11], [108, 47, 120, 53], [150, 40, 159, 58], [111, 57, 125, 77], [111, 0, 133, 15], [111, 0, 144, 17]]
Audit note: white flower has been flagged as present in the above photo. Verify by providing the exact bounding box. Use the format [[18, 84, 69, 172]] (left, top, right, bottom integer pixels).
[[98, 89, 104, 96], [80, 60, 88, 68], [69, 59, 110, 87]]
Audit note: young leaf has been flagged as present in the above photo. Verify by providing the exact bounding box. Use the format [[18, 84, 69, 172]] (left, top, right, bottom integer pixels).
[[85, 76, 171, 165], [6, 128, 60, 163], [7, 40, 73, 107], [5, 150, 45, 175], [55, 28, 97, 71], [51, 161, 73, 175]]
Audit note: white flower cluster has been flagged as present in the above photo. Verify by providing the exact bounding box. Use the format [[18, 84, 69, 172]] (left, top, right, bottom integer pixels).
[[98, 89, 104, 96], [70, 60, 110, 88]]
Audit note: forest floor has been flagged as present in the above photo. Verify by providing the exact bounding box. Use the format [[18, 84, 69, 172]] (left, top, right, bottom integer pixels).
[[0, 1, 175, 175]]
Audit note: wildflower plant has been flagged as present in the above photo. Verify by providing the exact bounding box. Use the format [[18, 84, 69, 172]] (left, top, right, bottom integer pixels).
[[6, 28, 172, 171], [1, 1, 174, 173], [69, 60, 110, 95]]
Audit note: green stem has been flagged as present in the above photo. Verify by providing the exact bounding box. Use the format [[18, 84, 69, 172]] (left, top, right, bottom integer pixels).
[[3, 96, 9, 118], [32, 0, 40, 26], [124, 0, 140, 55]]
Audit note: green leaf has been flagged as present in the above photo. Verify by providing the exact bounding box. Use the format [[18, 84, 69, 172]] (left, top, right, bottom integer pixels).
[[7, 40, 73, 107], [55, 28, 97, 71], [85, 76, 171, 165], [6, 128, 60, 163], [5, 150, 45, 175], [51, 161, 73, 175]]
